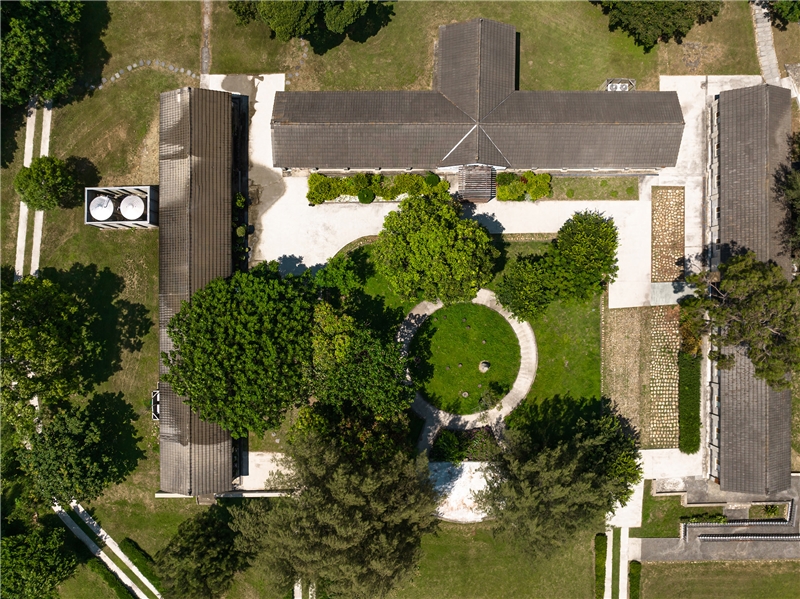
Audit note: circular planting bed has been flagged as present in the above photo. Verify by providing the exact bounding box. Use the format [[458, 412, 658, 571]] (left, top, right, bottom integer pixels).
[[408, 303, 521, 415]]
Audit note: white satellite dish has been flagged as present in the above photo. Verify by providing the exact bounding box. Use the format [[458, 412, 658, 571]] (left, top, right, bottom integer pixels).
[[120, 194, 145, 220], [89, 196, 114, 221]]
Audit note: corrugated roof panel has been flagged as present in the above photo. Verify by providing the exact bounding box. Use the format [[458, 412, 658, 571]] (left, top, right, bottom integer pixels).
[[476, 127, 510, 167], [437, 20, 481, 120]]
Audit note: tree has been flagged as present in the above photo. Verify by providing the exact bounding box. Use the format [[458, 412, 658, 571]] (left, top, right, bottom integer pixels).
[[1, 1, 84, 108], [0, 526, 77, 599], [1, 276, 100, 409], [13, 155, 79, 211], [373, 190, 498, 304], [772, 0, 800, 26], [229, 433, 439, 599], [239, 0, 372, 41], [496, 251, 559, 322], [782, 168, 800, 252], [682, 252, 800, 389], [477, 397, 640, 554], [163, 261, 316, 438], [555, 210, 619, 300], [155, 505, 250, 599], [597, 1, 721, 50], [20, 393, 143, 504]]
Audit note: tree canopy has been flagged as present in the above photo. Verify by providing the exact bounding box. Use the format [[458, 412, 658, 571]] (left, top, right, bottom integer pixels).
[[597, 1, 721, 50], [681, 252, 800, 389], [155, 505, 251, 599], [0, 526, 77, 599], [20, 393, 143, 504], [373, 189, 498, 304], [0, 1, 85, 108], [771, 0, 800, 26], [13, 155, 79, 211], [229, 433, 439, 599], [477, 396, 640, 554], [163, 261, 316, 438]]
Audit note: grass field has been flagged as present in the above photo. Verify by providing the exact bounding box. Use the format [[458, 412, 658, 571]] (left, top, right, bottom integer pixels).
[[549, 177, 639, 201], [58, 563, 122, 599], [390, 522, 595, 599], [629, 481, 724, 538], [772, 21, 800, 78], [409, 303, 521, 414], [641, 561, 800, 599]]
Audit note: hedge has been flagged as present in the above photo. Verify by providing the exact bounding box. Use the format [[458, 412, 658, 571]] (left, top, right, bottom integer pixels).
[[495, 171, 551, 201], [678, 351, 701, 454], [594, 533, 607, 599], [86, 557, 135, 599], [628, 560, 641, 599], [307, 172, 445, 204], [119, 537, 163, 592]]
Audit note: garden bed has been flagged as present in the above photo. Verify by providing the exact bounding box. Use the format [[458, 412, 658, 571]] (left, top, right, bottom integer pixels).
[[307, 172, 442, 204], [430, 427, 498, 464], [630, 481, 725, 538], [748, 503, 789, 520], [549, 176, 638, 200]]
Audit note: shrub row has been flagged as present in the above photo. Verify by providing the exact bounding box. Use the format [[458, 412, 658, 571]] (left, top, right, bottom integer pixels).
[[86, 556, 135, 599], [119, 537, 163, 592], [594, 533, 607, 599], [678, 351, 701, 454], [496, 171, 551, 201], [628, 560, 641, 599], [430, 427, 497, 465], [307, 172, 443, 205]]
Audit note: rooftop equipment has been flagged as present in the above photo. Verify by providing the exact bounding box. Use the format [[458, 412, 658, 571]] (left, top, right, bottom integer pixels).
[[89, 195, 115, 221], [85, 186, 158, 229]]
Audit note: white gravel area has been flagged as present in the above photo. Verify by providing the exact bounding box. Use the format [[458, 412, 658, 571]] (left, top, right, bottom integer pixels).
[[430, 461, 489, 523]]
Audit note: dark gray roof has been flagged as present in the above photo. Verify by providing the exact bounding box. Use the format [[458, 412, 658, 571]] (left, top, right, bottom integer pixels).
[[717, 83, 793, 496], [271, 19, 684, 170], [718, 84, 792, 276], [159, 87, 235, 496], [719, 346, 792, 495]]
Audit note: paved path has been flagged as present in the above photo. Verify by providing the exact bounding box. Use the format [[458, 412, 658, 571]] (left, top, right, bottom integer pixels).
[[201, 0, 212, 74], [29, 101, 51, 276], [71, 502, 162, 598], [52, 504, 151, 599], [397, 289, 537, 452], [603, 527, 613, 599], [751, 2, 781, 85], [14, 100, 37, 279]]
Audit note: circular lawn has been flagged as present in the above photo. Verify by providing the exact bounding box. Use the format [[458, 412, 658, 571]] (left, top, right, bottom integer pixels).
[[408, 303, 521, 415]]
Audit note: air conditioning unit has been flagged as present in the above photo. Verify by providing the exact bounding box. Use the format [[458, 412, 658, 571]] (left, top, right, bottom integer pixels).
[[85, 186, 158, 229]]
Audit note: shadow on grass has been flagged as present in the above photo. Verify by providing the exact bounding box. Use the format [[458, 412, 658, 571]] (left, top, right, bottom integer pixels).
[[40, 263, 153, 389], [1, 104, 26, 168], [85, 392, 146, 488]]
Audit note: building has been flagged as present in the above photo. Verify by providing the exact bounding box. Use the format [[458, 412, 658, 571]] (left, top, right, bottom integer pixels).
[[157, 87, 248, 497], [707, 83, 792, 495], [271, 18, 685, 175]]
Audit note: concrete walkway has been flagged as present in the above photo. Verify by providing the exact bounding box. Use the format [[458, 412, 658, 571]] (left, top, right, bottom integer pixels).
[[751, 2, 782, 85], [397, 289, 537, 452], [52, 504, 151, 599], [14, 100, 37, 280]]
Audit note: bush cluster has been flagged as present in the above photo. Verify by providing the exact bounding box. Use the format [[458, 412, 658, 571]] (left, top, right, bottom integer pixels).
[[430, 428, 497, 465], [678, 351, 701, 454], [594, 533, 607, 599], [497, 211, 619, 321], [495, 171, 551, 201], [307, 172, 447, 205], [232, 192, 249, 269]]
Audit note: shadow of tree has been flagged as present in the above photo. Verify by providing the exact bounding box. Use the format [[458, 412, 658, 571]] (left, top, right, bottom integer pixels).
[[40, 263, 153, 389], [346, 291, 406, 343], [1, 264, 15, 287], [63, 156, 101, 209], [1, 104, 26, 168], [86, 391, 145, 485]]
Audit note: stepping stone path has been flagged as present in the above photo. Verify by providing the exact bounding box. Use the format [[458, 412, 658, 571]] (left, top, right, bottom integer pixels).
[[94, 58, 200, 90]]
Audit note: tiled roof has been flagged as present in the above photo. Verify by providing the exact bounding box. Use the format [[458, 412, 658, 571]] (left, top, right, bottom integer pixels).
[[159, 87, 240, 496], [271, 19, 685, 170]]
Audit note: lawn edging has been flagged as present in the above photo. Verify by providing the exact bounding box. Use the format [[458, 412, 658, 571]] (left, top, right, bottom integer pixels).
[[594, 532, 607, 599], [678, 351, 701, 454]]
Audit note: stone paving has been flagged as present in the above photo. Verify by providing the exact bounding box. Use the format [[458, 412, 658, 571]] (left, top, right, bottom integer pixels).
[[650, 186, 685, 283], [647, 306, 681, 448], [751, 1, 782, 85]]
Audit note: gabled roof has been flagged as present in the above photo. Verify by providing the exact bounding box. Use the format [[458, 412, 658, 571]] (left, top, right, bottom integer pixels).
[[159, 87, 235, 496], [271, 19, 685, 170]]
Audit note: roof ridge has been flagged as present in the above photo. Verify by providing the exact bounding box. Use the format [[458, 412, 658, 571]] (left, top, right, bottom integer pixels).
[[478, 125, 510, 167]]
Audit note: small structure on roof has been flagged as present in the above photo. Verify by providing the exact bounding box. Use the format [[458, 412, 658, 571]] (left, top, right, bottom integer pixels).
[[84, 186, 158, 229]]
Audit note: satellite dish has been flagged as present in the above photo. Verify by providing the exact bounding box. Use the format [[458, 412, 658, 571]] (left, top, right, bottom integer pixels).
[[120, 194, 145, 220], [89, 196, 114, 221]]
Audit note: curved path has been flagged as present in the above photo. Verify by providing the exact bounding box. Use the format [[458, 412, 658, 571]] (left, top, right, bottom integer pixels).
[[397, 288, 537, 452]]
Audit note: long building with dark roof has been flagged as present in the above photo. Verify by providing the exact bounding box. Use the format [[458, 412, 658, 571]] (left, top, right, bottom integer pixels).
[[708, 83, 792, 496], [271, 19, 685, 171], [158, 87, 248, 496]]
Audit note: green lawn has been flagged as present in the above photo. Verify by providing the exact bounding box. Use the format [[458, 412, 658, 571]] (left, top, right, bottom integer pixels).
[[549, 177, 639, 201], [641, 561, 800, 599], [629, 481, 724, 538], [409, 303, 521, 414], [611, 528, 621, 599], [773, 21, 800, 79], [389, 522, 595, 599], [58, 563, 121, 599]]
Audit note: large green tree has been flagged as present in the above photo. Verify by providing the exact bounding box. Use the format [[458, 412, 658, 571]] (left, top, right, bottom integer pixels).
[[155, 505, 250, 599], [229, 433, 439, 599], [782, 167, 800, 252], [1, 276, 100, 409], [681, 252, 800, 389], [597, 1, 721, 50], [771, 0, 800, 25], [373, 189, 498, 304], [230, 0, 374, 40], [478, 397, 640, 554], [0, 0, 84, 108], [13, 155, 79, 211], [163, 261, 316, 438], [20, 393, 143, 504], [0, 526, 77, 599]]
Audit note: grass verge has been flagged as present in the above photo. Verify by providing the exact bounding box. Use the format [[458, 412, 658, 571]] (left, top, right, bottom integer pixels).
[[86, 557, 135, 599], [611, 528, 620, 599], [678, 352, 701, 454], [630, 481, 724, 538], [629, 560, 642, 599], [594, 532, 607, 599], [640, 561, 800, 599], [119, 538, 162, 593], [549, 176, 639, 201]]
